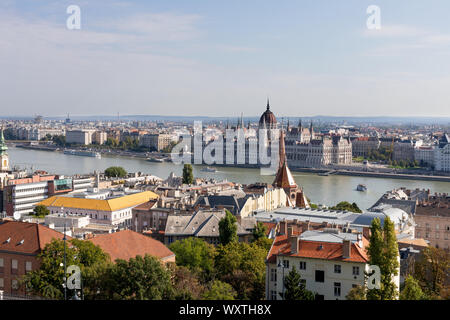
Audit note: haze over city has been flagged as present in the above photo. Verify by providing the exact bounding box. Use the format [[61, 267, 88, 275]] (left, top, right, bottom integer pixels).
[[1, 0, 450, 118]]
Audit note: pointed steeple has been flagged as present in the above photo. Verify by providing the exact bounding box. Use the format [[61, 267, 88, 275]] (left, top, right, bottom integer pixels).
[[298, 118, 302, 130], [266, 98, 270, 110]]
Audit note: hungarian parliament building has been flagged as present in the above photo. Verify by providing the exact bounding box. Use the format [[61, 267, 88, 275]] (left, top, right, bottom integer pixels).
[[183, 100, 352, 169]]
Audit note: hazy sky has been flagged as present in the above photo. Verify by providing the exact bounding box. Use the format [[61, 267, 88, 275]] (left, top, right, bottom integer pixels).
[[1, 0, 450, 118]]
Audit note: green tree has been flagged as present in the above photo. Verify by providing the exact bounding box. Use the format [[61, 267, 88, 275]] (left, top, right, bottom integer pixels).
[[400, 276, 425, 300], [219, 210, 238, 246], [182, 164, 194, 184], [283, 266, 315, 300], [330, 201, 362, 213], [367, 217, 399, 300], [169, 265, 205, 300], [252, 222, 268, 241], [366, 217, 384, 300], [32, 204, 50, 218], [104, 166, 127, 178], [169, 237, 216, 281], [381, 216, 400, 300], [202, 280, 236, 300], [414, 246, 450, 299], [215, 241, 267, 300], [103, 255, 174, 300], [22, 239, 110, 299], [346, 285, 367, 300]]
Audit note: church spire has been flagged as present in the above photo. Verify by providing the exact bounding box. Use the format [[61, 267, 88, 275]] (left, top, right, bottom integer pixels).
[[266, 98, 270, 110]]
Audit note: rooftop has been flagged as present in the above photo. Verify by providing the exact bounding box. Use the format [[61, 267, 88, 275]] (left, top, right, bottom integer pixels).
[[38, 191, 158, 212], [88, 229, 174, 262]]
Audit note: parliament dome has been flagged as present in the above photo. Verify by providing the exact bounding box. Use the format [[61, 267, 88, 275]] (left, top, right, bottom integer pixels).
[[259, 99, 277, 128]]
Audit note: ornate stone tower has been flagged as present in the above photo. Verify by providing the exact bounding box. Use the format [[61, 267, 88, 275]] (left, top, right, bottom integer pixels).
[[0, 128, 9, 172]]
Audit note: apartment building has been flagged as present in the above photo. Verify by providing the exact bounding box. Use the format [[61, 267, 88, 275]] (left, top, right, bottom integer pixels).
[[140, 133, 173, 151], [414, 193, 450, 250], [265, 224, 374, 300], [435, 134, 450, 172], [65, 130, 94, 145], [0, 221, 66, 295], [37, 191, 159, 229]]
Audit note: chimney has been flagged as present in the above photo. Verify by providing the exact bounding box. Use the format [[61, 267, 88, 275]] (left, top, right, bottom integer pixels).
[[287, 226, 293, 237], [357, 233, 363, 248], [290, 235, 299, 254], [362, 226, 370, 240], [279, 220, 288, 235], [343, 240, 351, 259]]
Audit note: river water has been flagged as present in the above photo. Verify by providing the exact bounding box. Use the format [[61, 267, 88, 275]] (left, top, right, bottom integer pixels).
[[8, 146, 450, 210]]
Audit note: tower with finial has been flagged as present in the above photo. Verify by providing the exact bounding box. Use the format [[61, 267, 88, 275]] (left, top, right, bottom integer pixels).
[[272, 128, 310, 208], [0, 127, 9, 172]]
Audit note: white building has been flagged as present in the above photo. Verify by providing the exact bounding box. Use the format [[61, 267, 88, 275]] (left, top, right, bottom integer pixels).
[[414, 145, 435, 167], [434, 134, 450, 172], [66, 130, 94, 145], [266, 226, 372, 300], [37, 191, 159, 229]]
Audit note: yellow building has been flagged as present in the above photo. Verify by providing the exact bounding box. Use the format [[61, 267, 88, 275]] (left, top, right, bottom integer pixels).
[[37, 191, 158, 229]]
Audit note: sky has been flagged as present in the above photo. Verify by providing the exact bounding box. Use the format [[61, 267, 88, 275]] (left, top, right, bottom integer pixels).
[[1, 0, 450, 118]]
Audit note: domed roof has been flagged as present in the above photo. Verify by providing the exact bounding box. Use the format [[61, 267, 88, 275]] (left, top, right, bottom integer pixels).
[[259, 99, 277, 127]]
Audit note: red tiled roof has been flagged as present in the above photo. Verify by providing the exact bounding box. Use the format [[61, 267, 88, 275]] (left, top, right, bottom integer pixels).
[[89, 229, 174, 262], [266, 234, 369, 264], [0, 221, 67, 255], [262, 222, 277, 236]]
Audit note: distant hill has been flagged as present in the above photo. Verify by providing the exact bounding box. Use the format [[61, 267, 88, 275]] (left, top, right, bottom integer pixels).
[[1, 114, 449, 125]]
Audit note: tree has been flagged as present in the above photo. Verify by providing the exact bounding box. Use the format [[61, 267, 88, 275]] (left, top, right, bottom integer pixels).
[[169, 237, 216, 281], [169, 265, 205, 300], [252, 222, 268, 241], [366, 217, 384, 300], [400, 276, 425, 300], [22, 239, 110, 299], [104, 166, 127, 178], [346, 285, 367, 300], [380, 216, 400, 300], [182, 164, 194, 184], [103, 255, 174, 300], [367, 217, 399, 300], [215, 241, 267, 300], [283, 266, 315, 300], [219, 210, 238, 246], [32, 205, 50, 218], [202, 280, 236, 300], [414, 246, 450, 299], [329, 201, 362, 213]]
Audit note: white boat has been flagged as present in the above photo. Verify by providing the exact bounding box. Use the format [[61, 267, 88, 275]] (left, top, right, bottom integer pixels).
[[64, 149, 101, 158], [356, 184, 367, 192], [201, 167, 217, 173], [147, 157, 164, 163]]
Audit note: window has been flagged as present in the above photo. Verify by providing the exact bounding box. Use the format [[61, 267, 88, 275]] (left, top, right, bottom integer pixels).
[[270, 290, 277, 300], [436, 224, 439, 230], [270, 268, 277, 282], [0, 258, 3, 268], [283, 260, 289, 269], [11, 259, 18, 273], [299, 261, 306, 270], [334, 282, 341, 297], [334, 264, 341, 274], [26, 261, 32, 272], [352, 266, 360, 276], [0, 278, 3, 288], [11, 279, 18, 290], [436, 232, 440, 239], [315, 270, 324, 283]]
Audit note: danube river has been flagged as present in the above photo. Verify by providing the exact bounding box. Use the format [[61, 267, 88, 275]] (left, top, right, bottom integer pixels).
[[8, 146, 450, 210]]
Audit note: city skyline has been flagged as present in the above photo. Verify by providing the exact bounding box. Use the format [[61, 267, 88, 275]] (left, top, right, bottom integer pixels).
[[2, 1, 450, 117]]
